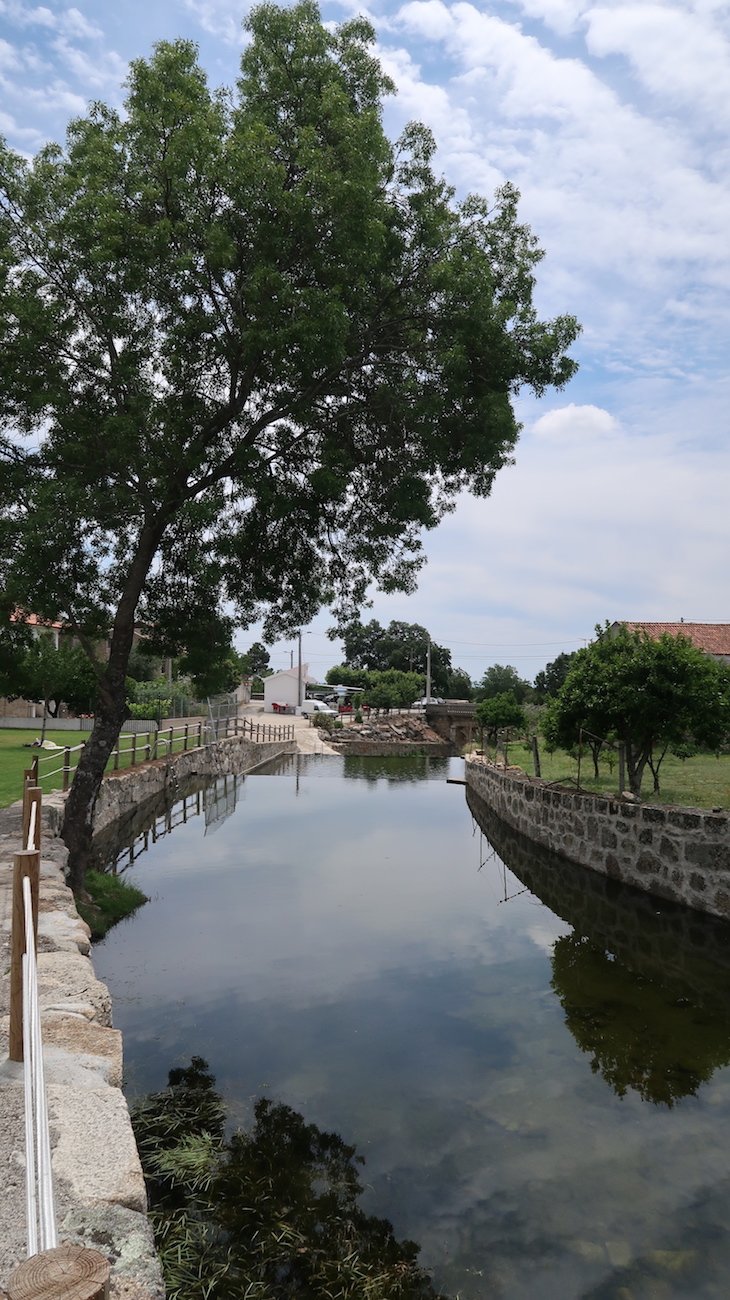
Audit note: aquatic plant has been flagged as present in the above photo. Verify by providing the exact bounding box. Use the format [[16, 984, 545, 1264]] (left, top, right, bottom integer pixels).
[[131, 1058, 449, 1300]]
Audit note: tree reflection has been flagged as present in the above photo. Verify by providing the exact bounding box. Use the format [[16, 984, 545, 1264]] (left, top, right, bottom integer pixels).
[[466, 786, 730, 1108], [132, 1057, 448, 1300], [551, 933, 730, 1106]]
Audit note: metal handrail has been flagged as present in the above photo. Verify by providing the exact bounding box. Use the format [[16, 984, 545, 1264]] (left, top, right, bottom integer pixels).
[[22, 874, 57, 1254]]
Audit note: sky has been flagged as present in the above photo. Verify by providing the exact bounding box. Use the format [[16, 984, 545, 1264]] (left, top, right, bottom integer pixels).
[[1, 0, 728, 684]]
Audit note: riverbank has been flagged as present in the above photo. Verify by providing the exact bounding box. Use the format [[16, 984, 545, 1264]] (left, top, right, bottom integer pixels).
[[0, 795, 164, 1297], [465, 754, 730, 920], [0, 729, 296, 1293]]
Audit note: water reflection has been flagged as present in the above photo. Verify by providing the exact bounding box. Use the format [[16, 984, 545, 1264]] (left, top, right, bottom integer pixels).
[[132, 1056, 449, 1300], [468, 785, 730, 1106], [92, 772, 246, 874]]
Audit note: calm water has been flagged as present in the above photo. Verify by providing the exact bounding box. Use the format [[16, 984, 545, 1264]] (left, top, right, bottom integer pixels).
[[92, 754, 730, 1299]]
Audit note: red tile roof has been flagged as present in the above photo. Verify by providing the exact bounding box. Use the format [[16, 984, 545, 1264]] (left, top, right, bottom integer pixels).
[[620, 622, 730, 656]]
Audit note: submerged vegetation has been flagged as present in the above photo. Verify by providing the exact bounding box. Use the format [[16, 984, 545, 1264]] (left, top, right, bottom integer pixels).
[[131, 1057, 448, 1300], [76, 869, 148, 940]]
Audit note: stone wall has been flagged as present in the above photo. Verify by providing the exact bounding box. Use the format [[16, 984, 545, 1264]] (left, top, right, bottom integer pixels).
[[88, 733, 294, 835], [465, 756, 730, 920], [0, 733, 293, 1293]]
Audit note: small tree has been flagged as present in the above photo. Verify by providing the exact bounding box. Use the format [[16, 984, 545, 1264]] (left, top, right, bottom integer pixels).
[[16, 635, 98, 736], [239, 642, 271, 679], [545, 624, 730, 796], [476, 691, 527, 745], [366, 669, 423, 711]]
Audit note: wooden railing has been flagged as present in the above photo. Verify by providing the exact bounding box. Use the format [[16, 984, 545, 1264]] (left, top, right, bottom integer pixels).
[[33, 716, 295, 791]]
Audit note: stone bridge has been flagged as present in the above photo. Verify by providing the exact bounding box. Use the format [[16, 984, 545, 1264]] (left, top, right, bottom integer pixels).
[[424, 701, 476, 749]]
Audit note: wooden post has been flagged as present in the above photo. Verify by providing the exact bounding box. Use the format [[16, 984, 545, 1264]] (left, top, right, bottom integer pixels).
[[6, 1242, 111, 1300], [23, 787, 42, 853], [618, 742, 626, 795], [145, 731, 151, 762], [198, 721, 203, 747], [63, 747, 71, 791], [152, 728, 158, 761], [168, 725, 174, 755], [131, 734, 137, 768], [113, 743, 120, 772], [9, 848, 40, 1062], [531, 734, 541, 779], [184, 724, 189, 752]]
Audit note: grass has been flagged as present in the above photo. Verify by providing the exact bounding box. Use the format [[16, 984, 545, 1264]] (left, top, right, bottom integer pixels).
[[0, 723, 204, 809], [76, 869, 148, 940], [482, 739, 729, 810]]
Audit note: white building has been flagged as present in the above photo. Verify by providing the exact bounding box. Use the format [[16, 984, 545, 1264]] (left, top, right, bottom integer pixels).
[[262, 664, 316, 713]]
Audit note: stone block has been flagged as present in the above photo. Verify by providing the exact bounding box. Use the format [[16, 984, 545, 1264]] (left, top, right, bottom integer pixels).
[[642, 807, 666, 824], [659, 836, 680, 864], [49, 1084, 147, 1213], [637, 851, 661, 876], [686, 843, 730, 872], [668, 811, 702, 830]]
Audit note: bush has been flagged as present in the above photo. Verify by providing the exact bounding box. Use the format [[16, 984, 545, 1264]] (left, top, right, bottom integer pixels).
[[312, 712, 335, 732], [128, 700, 170, 721]]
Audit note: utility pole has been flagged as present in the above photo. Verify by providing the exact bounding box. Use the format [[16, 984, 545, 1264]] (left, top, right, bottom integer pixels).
[[290, 649, 294, 669], [426, 636, 432, 701], [297, 630, 303, 708]]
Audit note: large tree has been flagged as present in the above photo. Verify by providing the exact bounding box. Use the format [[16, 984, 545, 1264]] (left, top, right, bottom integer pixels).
[[475, 663, 532, 703], [340, 618, 452, 692], [533, 650, 577, 702], [543, 624, 730, 796], [0, 2, 579, 886]]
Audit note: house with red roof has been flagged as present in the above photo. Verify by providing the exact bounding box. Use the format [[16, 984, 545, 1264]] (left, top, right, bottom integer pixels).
[[611, 622, 730, 664]]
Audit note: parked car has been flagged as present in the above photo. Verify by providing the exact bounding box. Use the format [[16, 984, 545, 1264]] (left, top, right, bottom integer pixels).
[[300, 698, 337, 716], [411, 696, 445, 708]]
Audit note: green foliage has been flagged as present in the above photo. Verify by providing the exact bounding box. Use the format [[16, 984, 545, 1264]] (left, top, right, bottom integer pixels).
[[366, 668, 423, 710], [475, 691, 527, 740], [127, 700, 171, 721], [312, 711, 335, 731], [239, 641, 270, 678], [475, 663, 532, 703], [76, 869, 148, 940], [0, 0, 579, 876], [533, 650, 577, 702], [444, 666, 473, 700], [131, 1057, 448, 1300], [2, 631, 99, 718], [325, 663, 372, 691], [340, 620, 452, 693], [546, 623, 730, 795]]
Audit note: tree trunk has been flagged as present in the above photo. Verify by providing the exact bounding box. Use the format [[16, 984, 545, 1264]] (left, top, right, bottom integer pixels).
[[63, 684, 128, 891], [62, 517, 168, 892], [624, 744, 648, 797], [40, 698, 49, 742]]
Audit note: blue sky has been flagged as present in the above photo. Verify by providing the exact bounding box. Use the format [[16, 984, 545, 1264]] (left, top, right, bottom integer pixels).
[[1, 0, 728, 684]]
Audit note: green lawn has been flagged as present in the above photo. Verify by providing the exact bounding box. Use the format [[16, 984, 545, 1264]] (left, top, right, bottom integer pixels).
[[0, 724, 204, 809], [487, 740, 729, 810]]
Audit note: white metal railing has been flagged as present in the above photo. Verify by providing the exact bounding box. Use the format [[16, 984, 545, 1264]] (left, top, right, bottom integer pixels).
[[22, 870, 57, 1254], [8, 775, 58, 1257]]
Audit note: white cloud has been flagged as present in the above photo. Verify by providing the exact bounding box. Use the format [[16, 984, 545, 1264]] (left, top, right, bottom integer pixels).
[[532, 403, 619, 442], [584, 4, 730, 124]]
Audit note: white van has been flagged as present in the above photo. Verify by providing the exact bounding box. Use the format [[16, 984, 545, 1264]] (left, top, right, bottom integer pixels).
[[300, 698, 336, 716]]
